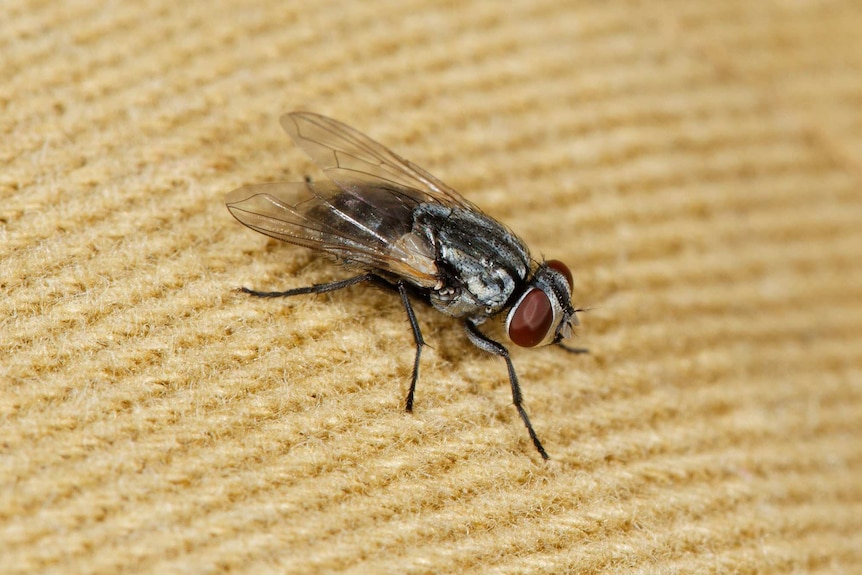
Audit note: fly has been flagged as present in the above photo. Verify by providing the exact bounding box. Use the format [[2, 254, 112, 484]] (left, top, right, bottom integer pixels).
[[226, 112, 587, 459]]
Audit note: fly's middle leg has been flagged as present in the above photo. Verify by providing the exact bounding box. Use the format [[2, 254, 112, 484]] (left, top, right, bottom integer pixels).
[[241, 274, 426, 415], [396, 281, 426, 413]]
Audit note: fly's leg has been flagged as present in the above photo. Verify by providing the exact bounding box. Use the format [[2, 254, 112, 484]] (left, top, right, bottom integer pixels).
[[556, 342, 589, 355], [464, 319, 550, 460], [241, 274, 425, 414], [238, 273, 376, 298], [396, 281, 425, 413]]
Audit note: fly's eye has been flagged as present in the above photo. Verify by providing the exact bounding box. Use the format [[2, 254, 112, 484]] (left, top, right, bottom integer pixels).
[[546, 259, 573, 290], [508, 288, 554, 348]]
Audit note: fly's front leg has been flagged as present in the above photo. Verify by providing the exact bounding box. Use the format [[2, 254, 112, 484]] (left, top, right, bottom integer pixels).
[[556, 342, 589, 355], [238, 273, 376, 298], [464, 319, 550, 460], [396, 281, 425, 413]]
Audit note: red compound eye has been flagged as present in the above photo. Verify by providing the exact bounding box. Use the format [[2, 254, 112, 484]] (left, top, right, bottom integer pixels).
[[508, 288, 554, 348], [546, 259, 573, 290]]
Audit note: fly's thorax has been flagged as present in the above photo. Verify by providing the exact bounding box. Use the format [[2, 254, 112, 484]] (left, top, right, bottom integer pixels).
[[428, 244, 519, 317], [505, 260, 579, 348], [412, 203, 532, 319]]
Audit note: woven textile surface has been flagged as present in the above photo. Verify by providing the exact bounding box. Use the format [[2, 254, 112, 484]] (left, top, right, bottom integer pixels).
[[3, 1, 861, 573]]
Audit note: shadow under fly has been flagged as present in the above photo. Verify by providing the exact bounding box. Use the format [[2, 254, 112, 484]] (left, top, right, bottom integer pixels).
[[226, 112, 587, 459]]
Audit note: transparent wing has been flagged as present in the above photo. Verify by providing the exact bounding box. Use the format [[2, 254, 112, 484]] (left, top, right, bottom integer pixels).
[[226, 181, 439, 287], [281, 112, 479, 211]]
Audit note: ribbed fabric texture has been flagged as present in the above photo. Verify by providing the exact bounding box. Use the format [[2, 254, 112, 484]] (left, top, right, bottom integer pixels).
[[3, 1, 861, 573]]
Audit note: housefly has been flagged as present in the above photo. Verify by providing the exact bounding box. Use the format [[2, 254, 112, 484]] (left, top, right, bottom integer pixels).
[[226, 112, 587, 459]]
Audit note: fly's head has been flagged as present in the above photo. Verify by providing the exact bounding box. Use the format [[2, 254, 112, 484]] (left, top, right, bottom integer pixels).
[[505, 260, 580, 348]]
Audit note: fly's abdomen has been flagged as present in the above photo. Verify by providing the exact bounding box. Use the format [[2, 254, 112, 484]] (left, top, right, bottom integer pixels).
[[304, 187, 415, 250]]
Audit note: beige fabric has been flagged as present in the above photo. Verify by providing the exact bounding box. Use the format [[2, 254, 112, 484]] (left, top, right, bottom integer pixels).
[[3, 1, 861, 572]]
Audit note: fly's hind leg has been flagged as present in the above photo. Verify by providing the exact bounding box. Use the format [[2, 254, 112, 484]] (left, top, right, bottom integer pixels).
[[241, 275, 426, 414], [238, 273, 376, 298], [464, 319, 550, 460]]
